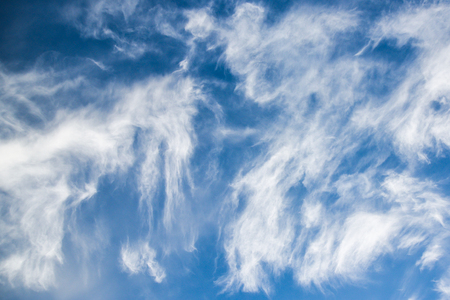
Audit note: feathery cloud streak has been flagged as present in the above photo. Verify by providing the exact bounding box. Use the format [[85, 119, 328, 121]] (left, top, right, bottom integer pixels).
[[185, 3, 450, 297], [0, 62, 199, 290]]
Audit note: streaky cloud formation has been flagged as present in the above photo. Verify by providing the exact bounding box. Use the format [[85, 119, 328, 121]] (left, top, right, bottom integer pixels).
[[364, 5, 450, 160], [186, 2, 450, 297], [0, 60, 200, 290], [1, 1, 450, 299]]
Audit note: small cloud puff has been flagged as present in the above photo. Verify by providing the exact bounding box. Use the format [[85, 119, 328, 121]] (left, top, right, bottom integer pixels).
[[120, 241, 166, 283]]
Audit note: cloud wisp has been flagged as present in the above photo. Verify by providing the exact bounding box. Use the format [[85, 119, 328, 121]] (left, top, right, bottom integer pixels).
[[0, 59, 201, 290]]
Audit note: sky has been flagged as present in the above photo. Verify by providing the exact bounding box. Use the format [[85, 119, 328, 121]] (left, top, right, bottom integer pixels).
[[1, 0, 450, 299]]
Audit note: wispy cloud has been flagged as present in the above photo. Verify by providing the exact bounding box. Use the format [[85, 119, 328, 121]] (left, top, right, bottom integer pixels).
[[2, 1, 450, 298], [0, 57, 200, 290], [120, 241, 166, 283], [357, 4, 450, 160], [63, 0, 187, 59], [185, 2, 450, 295]]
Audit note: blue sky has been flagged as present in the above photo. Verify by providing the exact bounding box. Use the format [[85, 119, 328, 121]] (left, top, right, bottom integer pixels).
[[1, 0, 450, 299]]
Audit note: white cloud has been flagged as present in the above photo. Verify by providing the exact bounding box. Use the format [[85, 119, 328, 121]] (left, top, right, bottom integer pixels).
[[63, 0, 187, 59], [354, 4, 450, 160], [416, 244, 444, 270], [64, 0, 141, 39], [184, 3, 450, 294], [120, 241, 165, 283], [185, 9, 215, 40], [437, 273, 450, 299], [334, 212, 399, 276], [0, 61, 200, 290], [296, 171, 450, 288]]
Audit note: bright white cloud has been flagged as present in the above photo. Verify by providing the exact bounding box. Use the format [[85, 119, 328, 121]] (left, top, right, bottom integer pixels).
[[355, 4, 450, 160], [120, 241, 166, 283], [184, 3, 450, 294], [0, 62, 200, 290]]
